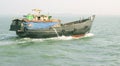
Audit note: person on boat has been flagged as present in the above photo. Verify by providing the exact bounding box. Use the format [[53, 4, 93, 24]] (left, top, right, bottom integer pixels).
[[43, 16, 48, 22]]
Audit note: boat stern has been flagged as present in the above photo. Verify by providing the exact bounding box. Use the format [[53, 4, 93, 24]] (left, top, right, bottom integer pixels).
[[9, 19, 23, 31]]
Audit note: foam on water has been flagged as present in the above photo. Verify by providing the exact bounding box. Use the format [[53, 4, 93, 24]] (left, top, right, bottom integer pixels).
[[84, 33, 94, 37], [24, 33, 94, 41], [0, 33, 94, 46]]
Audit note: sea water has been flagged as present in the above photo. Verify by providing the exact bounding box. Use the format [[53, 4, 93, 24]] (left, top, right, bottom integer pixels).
[[0, 15, 120, 66]]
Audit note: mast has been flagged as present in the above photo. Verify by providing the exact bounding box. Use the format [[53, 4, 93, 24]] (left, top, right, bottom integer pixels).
[[32, 9, 41, 16]]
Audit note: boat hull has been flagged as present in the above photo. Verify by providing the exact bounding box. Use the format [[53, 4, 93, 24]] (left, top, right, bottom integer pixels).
[[10, 15, 95, 38]]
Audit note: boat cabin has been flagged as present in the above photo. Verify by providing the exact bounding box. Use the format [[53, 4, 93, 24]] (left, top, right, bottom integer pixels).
[[23, 9, 61, 22]]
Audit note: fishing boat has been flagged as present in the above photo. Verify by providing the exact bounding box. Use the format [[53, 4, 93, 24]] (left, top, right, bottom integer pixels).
[[10, 9, 95, 38]]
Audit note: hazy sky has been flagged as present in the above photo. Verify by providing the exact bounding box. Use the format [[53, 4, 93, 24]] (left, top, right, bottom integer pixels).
[[0, 0, 120, 15]]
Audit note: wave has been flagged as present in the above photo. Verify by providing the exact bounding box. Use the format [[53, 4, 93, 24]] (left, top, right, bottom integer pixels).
[[20, 33, 94, 42], [0, 33, 94, 46], [0, 34, 17, 46]]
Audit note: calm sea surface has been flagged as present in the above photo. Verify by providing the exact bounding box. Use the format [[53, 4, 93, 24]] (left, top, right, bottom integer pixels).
[[0, 15, 120, 66]]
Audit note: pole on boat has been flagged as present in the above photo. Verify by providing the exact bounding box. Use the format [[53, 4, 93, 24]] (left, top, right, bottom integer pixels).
[[32, 9, 41, 16]]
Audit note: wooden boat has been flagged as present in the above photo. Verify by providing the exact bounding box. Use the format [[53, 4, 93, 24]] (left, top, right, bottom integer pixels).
[[9, 9, 95, 38]]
